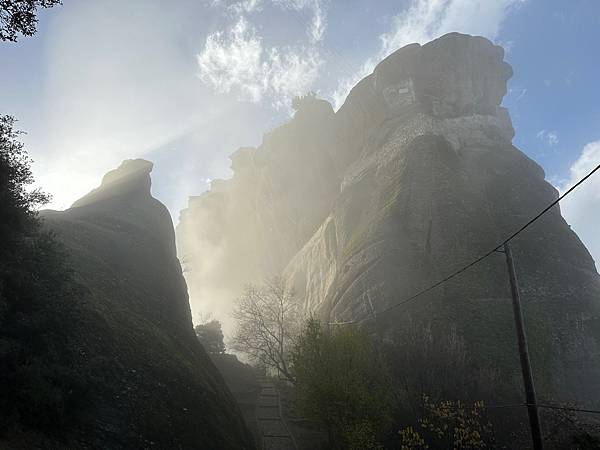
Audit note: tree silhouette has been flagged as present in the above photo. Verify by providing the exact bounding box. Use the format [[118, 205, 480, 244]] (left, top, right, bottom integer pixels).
[[232, 277, 300, 381], [0, 115, 49, 253], [1, 0, 62, 42], [292, 318, 392, 449], [195, 320, 226, 355]]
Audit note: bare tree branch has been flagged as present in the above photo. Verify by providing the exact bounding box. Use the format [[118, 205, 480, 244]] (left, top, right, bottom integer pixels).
[[231, 277, 300, 382]]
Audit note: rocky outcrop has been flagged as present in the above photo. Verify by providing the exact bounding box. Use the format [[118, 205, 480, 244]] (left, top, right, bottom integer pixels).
[[178, 33, 600, 403], [40, 159, 254, 449], [177, 99, 340, 323]]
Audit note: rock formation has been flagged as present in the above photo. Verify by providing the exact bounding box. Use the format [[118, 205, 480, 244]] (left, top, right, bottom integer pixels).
[[178, 33, 600, 403], [40, 159, 254, 449], [177, 98, 340, 326]]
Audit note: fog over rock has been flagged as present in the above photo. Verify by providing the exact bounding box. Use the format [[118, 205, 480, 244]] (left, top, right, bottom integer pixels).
[[177, 98, 339, 331], [178, 33, 600, 402]]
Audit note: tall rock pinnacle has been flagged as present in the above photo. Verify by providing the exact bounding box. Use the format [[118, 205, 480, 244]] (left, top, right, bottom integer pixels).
[[40, 160, 254, 449], [178, 32, 600, 403]]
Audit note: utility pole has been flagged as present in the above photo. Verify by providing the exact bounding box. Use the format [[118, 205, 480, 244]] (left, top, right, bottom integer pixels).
[[503, 242, 544, 450]]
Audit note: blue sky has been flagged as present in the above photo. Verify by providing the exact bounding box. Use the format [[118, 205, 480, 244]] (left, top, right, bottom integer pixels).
[[1, 0, 599, 263]]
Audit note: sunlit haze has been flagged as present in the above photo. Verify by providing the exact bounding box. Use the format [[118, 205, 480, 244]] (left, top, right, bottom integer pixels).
[[2, 2, 600, 448]]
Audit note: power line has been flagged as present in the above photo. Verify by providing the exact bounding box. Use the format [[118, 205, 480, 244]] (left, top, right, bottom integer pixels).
[[486, 403, 600, 415], [533, 403, 600, 415], [328, 162, 600, 325]]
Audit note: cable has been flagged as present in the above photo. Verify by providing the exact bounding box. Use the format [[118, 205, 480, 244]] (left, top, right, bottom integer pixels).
[[533, 403, 600, 415], [495, 162, 600, 249], [328, 162, 600, 325], [485, 403, 600, 415]]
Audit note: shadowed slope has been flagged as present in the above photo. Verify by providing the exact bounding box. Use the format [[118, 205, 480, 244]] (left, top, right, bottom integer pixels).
[[40, 159, 254, 449]]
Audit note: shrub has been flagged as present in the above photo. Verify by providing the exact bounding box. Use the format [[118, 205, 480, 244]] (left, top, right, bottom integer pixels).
[[0, 115, 88, 439], [398, 396, 495, 449], [195, 320, 226, 355], [292, 318, 392, 449]]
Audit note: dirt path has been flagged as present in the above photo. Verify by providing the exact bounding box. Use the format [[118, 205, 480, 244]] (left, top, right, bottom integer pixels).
[[257, 378, 297, 450]]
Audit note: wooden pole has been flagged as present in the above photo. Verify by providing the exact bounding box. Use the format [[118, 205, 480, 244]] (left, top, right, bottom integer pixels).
[[503, 242, 544, 450]]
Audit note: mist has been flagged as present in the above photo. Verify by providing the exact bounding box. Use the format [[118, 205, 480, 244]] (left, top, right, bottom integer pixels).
[[2, 1, 600, 449]]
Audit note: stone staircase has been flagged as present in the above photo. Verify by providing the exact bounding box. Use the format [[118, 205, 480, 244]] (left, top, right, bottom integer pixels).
[[257, 378, 297, 450]]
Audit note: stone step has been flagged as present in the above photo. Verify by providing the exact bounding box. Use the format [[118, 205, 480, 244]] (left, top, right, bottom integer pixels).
[[263, 436, 294, 450], [257, 406, 280, 420], [260, 419, 288, 436], [258, 396, 278, 407]]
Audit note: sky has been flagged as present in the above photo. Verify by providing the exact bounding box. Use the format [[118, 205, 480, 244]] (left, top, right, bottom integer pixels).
[[0, 0, 599, 266]]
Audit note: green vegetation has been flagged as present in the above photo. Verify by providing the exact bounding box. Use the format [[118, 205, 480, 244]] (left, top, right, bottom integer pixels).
[[1, 115, 256, 448], [291, 318, 393, 449], [0, 115, 49, 240], [0, 115, 87, 439], [1, 0, 61, 42], [540, 402, 600, 450], [195, 319, 226, 355], [398, 397, 495, 449]]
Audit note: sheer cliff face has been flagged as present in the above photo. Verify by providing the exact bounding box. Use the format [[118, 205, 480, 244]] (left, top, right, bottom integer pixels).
[[178, 33, 600, 400], [41, 160, 253, 450], [177, 100, 339, 328]]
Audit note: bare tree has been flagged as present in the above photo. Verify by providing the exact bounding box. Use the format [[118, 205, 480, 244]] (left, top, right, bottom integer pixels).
[[231, 277, 300, 382]]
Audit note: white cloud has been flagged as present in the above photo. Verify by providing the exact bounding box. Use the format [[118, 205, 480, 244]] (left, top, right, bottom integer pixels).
[[211, 0, 263, 14], [272, 0, 326, 42], [565, 70, 575, 86], [514, 87, 527, 101], [233, 0, 262, 13], [310, 1, 326, 43], [198, 17, 264, 102], [547, 131, 559, 146], [497, 39, 514, 53], [537, 129, 559, 146], [331, 0, 525, 109], [30, 1, 213, 210], [20, 0, 268, 213], [198, 0, 326, 107], [508, 87, 527, 101], [197, 16, 322, 107], [214, 0, 326, 41], [557, 139, 600, 270]]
